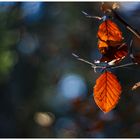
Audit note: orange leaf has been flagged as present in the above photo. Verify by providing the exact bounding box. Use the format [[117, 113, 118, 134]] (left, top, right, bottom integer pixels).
[[98, 40, 108, 54], [97, 19, 123, 44], [93, 71, 122, 113]]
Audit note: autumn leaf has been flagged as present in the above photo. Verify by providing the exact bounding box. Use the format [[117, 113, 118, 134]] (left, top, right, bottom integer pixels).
[[98, 40, 108, 54], [93, 71, 122, 113], [97, 19, 128, 65], [100, 43, 128, 65], [97, 19, 123, 45]]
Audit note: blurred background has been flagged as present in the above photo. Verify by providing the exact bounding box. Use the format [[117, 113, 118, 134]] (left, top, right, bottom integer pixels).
[[0, 2, 140, 138]]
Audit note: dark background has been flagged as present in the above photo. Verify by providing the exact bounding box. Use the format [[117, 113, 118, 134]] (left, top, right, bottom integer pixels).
[[0, 2, 140, 138]]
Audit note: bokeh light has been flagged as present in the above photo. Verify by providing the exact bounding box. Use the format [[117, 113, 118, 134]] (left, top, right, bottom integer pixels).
[[58, 73, 87, 100], [120, 2, 139, 11], [17, 33, 39, 55], [21, 2, 43, 22], [34, 112, 55, 127]]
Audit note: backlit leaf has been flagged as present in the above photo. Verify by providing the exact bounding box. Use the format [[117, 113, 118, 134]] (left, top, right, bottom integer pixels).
[[97, 19, 123, 44], [100, 43, 128, 65], [98, 40, 108, 54], [93, 71, 122, 113]]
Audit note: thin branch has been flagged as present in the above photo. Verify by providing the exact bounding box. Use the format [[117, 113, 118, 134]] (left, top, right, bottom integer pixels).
[[72, 53, 138, 72], [72, 53, 104, 72], [129, 39, 133, 51], [72, 53, 96, 66], [82, 11, 102, 20], [112, 10, 140, 39], [129, 39, 134, 59], [82, 7, 140, 39], [107, 62, 138, 70]]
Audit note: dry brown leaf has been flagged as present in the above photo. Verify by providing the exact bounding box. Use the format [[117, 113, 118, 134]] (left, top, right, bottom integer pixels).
[[93, 71, 122, 113], [100, 2, 120, 13], [132, 82, 140, 90], [99, 43, 128, 64]]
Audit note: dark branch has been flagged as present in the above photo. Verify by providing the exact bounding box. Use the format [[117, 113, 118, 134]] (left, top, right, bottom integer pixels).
[[112, 10, 140, 39]]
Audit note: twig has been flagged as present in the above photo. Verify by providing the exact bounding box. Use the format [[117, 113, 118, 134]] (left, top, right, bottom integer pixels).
[[72, 53, 138, 72], [112, 10, 140, 39], [129, 39, 135, 60], [82, 6, 140, 39], [107, 62, 138, 70], [129, 39, 133, 52], [82, 11, 102, 20], [72, 53, 95, 66], [72, 53, 104, 72]]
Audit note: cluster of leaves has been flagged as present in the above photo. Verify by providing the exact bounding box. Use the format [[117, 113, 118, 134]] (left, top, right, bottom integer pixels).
[[75, 3, 140, 113]]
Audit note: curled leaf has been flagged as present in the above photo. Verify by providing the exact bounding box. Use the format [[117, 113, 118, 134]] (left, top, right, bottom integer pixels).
[[98, 40, 108, 54], [100, 43, 128, 65], [93, 71, 122, 113]]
